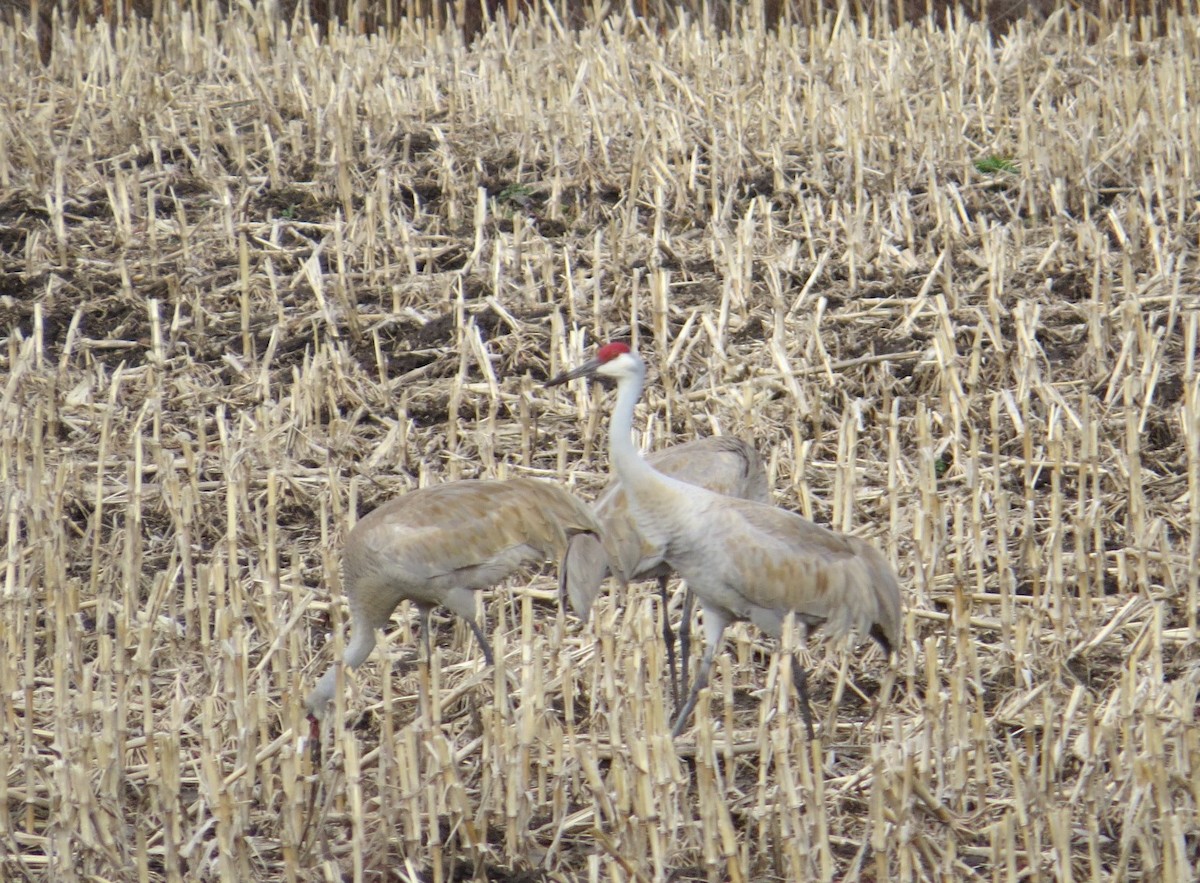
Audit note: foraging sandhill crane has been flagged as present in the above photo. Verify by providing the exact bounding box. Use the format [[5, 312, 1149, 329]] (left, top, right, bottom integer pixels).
[[305, 478, 623, 720], [546, 343, 902, 737], [562, 436, 770, 706]]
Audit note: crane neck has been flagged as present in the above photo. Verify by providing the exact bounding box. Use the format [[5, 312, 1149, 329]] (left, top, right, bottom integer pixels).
[[607, 357, 668, 491]]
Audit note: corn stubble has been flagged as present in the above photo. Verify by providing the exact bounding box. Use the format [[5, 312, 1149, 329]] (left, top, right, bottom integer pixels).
[[1, 3, 1198, 881]]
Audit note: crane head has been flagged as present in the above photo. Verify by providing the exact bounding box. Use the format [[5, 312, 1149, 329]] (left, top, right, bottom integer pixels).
[[544, 342, 640, 387]]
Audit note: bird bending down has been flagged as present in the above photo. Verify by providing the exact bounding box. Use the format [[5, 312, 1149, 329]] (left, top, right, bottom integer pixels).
[[305, 477, 622, 720], [547, 343, 902, 738], [555, 435, 770, 708]]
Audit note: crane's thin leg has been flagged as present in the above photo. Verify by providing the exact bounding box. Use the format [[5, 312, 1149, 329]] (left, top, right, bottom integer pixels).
[[417, 603, 435, 663], [791, 655, 816, 740], [659, 576, 679, 708], [442, 588, 496, 666], [671, 646, 713, 738], [671, 605, 729, 738], [465, 618, 495, 666], [678, 588, 695, 710]]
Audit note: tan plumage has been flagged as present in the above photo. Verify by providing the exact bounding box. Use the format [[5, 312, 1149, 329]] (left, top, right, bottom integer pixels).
[[547, 344, 902, 737], [306, 477, 621, 719], [562, 436, 770, 704]]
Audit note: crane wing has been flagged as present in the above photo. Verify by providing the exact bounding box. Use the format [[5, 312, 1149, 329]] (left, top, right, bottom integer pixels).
[[647, 436, 769, 503], [670, 495, 899, 647], [559, 437, 770, 620], [348, 479, 623, 586]]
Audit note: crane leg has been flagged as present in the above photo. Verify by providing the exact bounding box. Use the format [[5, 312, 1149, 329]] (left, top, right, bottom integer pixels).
[[659, 577, 679, 708], [678, 588, 695, 710], [671, 606, 729, 737], [417, 603, 435, 663], [791, 655, 816, 739], [441, 588, 496, 665], [465, 618, 496, 666], [671, 646, 713, 738]]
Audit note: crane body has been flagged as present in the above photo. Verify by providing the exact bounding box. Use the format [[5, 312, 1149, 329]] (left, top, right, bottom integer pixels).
[[306, 477, 620, 720], [562, 436, 770, 704], [547, 343, 902, 737]]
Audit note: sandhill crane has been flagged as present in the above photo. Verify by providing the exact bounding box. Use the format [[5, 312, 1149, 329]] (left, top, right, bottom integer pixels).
[[546, 343, 902, 738], [562, 436, 770, 707], [305, 478, 623, 720]]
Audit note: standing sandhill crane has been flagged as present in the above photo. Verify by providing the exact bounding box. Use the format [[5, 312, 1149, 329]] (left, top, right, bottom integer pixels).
[[562, 436, 770, 707], [546, 343, 902, 738], [305, 478, 623, 720]]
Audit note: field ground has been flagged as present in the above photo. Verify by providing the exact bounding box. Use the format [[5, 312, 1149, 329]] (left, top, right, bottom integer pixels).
[[1, 3, 1198, 881]]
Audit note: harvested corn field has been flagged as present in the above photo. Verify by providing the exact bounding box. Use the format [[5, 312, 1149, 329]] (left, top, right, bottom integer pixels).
[[1, 3, 1199, 881]]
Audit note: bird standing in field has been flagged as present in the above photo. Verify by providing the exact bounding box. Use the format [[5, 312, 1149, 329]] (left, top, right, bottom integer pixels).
[[305, 478, 623, 721], [546, 343, 902, 737], [561, 436, 770, 707]]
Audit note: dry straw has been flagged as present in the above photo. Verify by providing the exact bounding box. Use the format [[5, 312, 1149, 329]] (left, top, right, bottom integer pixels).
[[1, 2, 1198, 881]]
